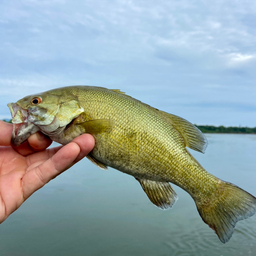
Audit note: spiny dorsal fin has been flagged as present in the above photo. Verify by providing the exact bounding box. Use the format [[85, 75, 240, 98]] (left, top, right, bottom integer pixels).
[[86, 154, 108, 170], [111, 89, 126, 94], [136, 178, 178, 209], [159, 111, 208, 153], [111, 89, 141, 102]]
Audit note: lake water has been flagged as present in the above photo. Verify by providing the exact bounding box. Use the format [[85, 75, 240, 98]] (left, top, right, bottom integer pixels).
[[0, 134, 256, 256]]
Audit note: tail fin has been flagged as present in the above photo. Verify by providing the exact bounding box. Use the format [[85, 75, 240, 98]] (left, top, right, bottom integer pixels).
[[196, 181, 256, 243]]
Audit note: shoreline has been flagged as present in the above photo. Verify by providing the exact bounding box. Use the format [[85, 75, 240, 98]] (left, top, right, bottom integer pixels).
[[195, 125, 256, 134]]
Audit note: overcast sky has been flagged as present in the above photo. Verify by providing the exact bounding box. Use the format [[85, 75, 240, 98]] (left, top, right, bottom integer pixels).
[[1, 0, 256, 126]]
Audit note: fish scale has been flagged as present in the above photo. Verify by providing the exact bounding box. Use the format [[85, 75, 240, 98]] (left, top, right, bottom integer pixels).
[[8, 85, 256, 243]]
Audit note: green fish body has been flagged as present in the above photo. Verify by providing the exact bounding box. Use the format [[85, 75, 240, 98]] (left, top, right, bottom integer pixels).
[[8, 86, 256, 243]]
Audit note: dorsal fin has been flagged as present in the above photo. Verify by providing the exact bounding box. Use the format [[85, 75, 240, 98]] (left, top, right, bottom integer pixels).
[[111, 89, 126, 94], [159, 111, 208, 153], [110, 88, 207, 153]]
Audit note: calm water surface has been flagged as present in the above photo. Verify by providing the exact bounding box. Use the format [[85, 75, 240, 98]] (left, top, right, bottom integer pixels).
[[0, 134, 256, 256]]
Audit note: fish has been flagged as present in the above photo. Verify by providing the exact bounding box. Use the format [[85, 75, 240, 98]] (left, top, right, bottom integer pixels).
[[7, 85, 256, 243]]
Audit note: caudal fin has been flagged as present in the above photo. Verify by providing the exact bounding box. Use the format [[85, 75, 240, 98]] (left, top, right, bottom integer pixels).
[[196, 181, 256, 243]]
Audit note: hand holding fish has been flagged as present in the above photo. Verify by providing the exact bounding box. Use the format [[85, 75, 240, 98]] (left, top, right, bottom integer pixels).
[[0, 120, 95, 224]]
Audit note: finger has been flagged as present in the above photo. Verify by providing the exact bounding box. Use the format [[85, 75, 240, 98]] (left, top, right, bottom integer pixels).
[[27, 132, 52, 151], [0, 121, 12, 146], [0, 121, 34, 155], [14, 132, 52, 156], [26, 146, 62, 170], [22, 139, 92, 199], [26, 134, 94, 167], [12, 141, 35, 156], [71, 134, 95, 162]]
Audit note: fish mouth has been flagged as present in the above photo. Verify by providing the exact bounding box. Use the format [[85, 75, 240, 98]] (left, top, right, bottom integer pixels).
[[7, 103, 39, 146], [7, 103, 29, 124]]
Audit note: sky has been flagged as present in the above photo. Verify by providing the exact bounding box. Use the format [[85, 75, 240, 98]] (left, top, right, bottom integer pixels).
[[1, 0, 256, 126]]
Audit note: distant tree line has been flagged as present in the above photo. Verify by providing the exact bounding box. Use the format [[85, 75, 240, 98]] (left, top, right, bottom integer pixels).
[[195, 125, 256, 134], [2, 119, 12, 123]]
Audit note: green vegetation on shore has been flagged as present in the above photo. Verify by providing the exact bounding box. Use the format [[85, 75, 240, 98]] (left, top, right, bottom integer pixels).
[[2, 119, 12, 123], [196, 125, 256, 134], [2, 120, 256, 134]]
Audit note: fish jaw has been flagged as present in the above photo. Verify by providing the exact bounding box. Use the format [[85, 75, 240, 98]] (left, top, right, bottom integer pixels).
[[11, 122, 40, 146], [7, 103, 29, 123], [7, 103, 39, 146]]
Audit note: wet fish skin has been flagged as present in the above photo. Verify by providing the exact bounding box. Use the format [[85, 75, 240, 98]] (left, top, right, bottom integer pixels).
[[7, 86, 256, 243]]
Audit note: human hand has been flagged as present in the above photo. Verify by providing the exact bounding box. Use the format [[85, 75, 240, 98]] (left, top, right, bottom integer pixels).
[[0, 120, 95, 223]]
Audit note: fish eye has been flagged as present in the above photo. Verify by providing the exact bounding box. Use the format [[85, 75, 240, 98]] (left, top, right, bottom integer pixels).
[[31, 97, 42, 105]]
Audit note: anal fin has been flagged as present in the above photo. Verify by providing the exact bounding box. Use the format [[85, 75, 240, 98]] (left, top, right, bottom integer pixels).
[[136, 178, 178, 209]]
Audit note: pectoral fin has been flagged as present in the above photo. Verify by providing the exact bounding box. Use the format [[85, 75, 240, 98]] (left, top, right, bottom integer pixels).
[[77, 119, 113, 135], [136, 178, 178, 209]]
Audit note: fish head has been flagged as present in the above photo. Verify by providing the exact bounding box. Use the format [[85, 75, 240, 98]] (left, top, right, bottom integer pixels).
[[8, 89, 84, 146]]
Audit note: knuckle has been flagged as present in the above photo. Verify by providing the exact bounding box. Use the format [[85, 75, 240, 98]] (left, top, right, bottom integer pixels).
[[34, 166, 47, 185]]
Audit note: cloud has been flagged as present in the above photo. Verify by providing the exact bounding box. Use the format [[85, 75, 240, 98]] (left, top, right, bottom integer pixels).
[[225, 53, 256, 67], [1, 0, 256, 126]]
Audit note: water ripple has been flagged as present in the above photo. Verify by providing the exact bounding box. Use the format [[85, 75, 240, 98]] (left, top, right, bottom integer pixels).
[[163, 216, 256, 256]]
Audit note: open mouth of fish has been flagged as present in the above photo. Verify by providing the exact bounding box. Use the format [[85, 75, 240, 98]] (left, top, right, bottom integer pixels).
[[7, 103, 39, 146]]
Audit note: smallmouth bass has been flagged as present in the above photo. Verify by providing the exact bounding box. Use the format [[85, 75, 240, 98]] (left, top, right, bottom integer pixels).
[[8, 86, 256, 243]]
